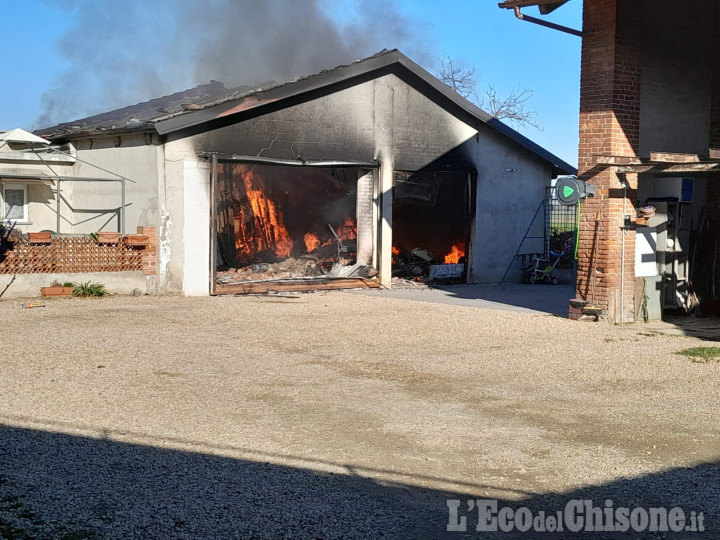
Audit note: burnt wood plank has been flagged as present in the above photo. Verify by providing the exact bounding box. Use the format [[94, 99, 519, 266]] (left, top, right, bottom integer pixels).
[[215, 278, 380, 294]]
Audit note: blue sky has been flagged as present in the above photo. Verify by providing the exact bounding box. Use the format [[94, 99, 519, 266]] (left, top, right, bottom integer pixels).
[[2, 0, 582, 166]]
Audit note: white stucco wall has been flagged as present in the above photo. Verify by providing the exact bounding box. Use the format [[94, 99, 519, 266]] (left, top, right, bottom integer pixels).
[[465, 131, 553, 283], [0, 271, 148, 299], [70, 134, 160, 235], [181, 158, 211, 295], [158, 137, 211, 295]]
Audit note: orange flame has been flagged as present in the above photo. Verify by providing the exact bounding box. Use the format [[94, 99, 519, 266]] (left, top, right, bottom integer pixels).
[[304, 232, 321, 252], [443, 242, 465, 264], [392, 246, 400, 256], [320, 217, 357, 248], [337, 217, 357, 242], [236, 166, 293, 258]]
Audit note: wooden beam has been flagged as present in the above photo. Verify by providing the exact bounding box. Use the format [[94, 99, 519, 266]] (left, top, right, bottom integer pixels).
[[662, 163, 720, 172], [709, 148, 720, 160], [215, 277, 381, 295], [649, 152, 705, 163], [615, 163, 720, 174], [594, 155, 640, 166], [613, 165, 655, 174]]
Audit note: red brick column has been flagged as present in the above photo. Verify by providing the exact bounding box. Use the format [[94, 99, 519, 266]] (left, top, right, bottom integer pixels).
[[137, 226, 157, 275], [575, 0, 641, 322]]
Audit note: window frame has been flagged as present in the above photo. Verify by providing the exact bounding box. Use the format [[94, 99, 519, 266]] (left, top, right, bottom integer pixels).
[[2, 184, 29, 224]]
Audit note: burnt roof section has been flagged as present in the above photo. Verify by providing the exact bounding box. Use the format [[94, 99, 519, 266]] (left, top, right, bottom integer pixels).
[[37, 49, 576, 175], [35, 80, 265, 139]]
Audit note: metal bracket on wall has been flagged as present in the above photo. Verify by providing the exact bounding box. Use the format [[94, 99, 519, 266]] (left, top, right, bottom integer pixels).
[[511, 6, 582, 37]]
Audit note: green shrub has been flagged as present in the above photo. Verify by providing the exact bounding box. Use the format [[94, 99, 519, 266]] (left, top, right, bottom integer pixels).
[[72, 281, 107, 297]]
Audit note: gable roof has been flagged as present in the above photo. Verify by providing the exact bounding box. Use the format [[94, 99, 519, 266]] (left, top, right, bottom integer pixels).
[[37, 49, 576, 175], [0, 128, 50, 149]]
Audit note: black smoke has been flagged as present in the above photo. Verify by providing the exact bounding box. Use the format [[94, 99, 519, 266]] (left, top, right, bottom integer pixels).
[[35, 0, 433, 129]]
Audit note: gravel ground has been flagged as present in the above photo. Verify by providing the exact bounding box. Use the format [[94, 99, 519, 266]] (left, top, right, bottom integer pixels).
[[0, 293, 718, 539]]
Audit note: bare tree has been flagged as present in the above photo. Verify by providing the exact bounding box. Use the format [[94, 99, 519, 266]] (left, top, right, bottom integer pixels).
[[438, 54, 479, 104], [483, 84, 541, 131], [437, 54, 541, 131]]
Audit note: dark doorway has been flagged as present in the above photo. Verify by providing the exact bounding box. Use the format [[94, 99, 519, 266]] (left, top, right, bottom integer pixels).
[[391, 171, 473, 283]]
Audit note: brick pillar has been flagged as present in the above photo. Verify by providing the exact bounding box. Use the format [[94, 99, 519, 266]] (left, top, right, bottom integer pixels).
[[356, 171, 375, 266], [137, 226, 158, 275], [575, 0, 641, 322]]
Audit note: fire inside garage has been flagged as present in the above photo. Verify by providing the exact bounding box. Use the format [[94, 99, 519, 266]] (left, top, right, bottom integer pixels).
[[214, 164, 475, 292], [215, 163, 371, 292]]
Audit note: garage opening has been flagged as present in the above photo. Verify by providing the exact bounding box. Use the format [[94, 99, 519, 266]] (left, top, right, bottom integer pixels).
[[213, 161, 379, 294], [391, 170, 474, 283]]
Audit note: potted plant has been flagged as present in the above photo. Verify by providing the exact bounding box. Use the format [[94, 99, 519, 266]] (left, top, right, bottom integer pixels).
[[40, 280, 74, 297], [28, 232, 52, 243], [123, 234, 149, 247], [92, 232, 121, 244]]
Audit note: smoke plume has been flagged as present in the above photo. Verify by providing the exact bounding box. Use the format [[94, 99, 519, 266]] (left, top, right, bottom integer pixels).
[[35, 0, 433, 128]]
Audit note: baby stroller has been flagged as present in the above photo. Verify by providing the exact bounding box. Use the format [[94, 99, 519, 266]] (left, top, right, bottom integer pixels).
[[526, 238, 572, 285]]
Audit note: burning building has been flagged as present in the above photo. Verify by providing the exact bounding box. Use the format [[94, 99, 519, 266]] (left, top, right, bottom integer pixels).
[[25, 50, 573, 295]]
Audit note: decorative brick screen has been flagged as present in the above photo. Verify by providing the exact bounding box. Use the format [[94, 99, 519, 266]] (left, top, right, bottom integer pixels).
[[0, 237, 142, 274], [0, 226, 157, 275]]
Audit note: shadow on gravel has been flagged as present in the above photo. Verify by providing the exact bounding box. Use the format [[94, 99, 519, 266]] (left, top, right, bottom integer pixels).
[[433, 284, 575, 317], [654, 316, 720, 342], [0, 423, 716, 539]]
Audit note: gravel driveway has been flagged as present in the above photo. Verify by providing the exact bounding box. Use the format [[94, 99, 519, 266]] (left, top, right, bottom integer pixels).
[[0, 293, 718, 538]]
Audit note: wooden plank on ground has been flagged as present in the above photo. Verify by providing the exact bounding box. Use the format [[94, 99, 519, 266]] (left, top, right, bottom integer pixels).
[[215, 278, 381, 295]]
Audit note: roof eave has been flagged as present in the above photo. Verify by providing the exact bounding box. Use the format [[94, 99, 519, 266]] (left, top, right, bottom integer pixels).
[[498, 0, 570, 11], [43, 124, 156, 142]]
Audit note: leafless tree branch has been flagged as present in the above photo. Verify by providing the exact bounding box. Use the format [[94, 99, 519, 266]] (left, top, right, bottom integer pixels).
[[437, 54, 542, 131], [483, 84, 542, 131], [437, 54, 479, 104]]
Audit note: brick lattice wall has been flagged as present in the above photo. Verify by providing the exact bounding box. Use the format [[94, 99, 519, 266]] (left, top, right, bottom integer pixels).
[[575, 0, 641, 322], [0, 237, 143, 274], [0, 227, 158, 276]]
